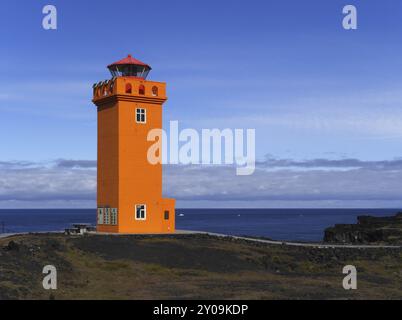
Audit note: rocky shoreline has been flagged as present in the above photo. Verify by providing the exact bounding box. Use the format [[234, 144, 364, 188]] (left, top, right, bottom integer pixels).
[[324, 213, 402, 245]]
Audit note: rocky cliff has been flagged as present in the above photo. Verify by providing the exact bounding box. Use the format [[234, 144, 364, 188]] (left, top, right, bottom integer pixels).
[[324, 213, 402, 244]]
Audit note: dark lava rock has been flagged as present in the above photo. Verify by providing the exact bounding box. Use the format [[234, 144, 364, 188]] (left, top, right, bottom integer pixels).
[[3, 240, 20, 252], [324, 212, 402, 244]]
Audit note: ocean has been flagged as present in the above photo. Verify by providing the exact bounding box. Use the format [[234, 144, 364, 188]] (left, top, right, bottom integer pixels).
[[0, 208, 400, 242]]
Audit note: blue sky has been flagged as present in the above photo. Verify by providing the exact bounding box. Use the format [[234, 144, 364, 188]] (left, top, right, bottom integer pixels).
[[1, 0, 402, 208]]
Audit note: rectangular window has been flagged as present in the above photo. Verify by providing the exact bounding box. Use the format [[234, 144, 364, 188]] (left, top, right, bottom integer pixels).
[[164, 211, 169, 220], [111, 208, 118, 225], [136, 108, 146, 123], [135, 204, 146, 220], [104, 208, 111, 225], [97, 208, 104, 225]]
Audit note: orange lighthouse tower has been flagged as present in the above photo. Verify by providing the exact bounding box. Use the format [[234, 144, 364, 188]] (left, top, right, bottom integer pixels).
[[92, 55, 175, 234]]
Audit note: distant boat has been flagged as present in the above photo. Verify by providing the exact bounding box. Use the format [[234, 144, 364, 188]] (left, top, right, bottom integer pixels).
[[178, 213, 184, 217]]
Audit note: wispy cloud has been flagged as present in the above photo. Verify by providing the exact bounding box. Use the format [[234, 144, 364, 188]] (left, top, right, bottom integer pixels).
[[0, 157, 401, 208], [56, 160, 97, 169], [163, 161, 402, 202], [258, 156, 402, 170], [0, 160, 96, 204], [0, 80, 95, 121]]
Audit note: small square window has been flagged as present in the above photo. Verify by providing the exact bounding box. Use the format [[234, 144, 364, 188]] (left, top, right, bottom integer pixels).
[[135, 204, 146, 220], [136, 108, 146, 123], [164, 211, 169, 220]]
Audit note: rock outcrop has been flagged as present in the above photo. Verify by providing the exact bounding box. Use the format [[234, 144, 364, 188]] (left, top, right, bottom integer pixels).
[[324, 213, 402, 244]]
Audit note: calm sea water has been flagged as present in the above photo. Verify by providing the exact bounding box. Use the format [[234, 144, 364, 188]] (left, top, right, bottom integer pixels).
[[0, 208, 400, 242]]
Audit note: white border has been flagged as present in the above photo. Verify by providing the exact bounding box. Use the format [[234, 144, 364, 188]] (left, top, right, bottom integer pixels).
[[135, 108, 146, 124], [135, 204, 147, 220]]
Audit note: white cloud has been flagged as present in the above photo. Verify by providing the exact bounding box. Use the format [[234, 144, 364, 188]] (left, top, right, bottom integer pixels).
[[1, 158, 402, 208], [184, 88, 402, 138], [0, 160, 96, 203]]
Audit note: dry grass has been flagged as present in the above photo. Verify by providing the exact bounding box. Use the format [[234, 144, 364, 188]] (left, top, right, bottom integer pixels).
[[0, 233, 401, 299]]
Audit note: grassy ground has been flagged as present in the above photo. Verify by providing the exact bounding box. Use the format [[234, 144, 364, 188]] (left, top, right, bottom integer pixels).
[[0, 233, 401, 300]]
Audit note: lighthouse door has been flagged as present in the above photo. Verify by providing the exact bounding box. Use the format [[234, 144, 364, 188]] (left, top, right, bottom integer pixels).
[[163, 210, 170, 232]]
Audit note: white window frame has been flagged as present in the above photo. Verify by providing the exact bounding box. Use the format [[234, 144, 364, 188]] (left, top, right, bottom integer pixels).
[[135, 108, 146, 124], [104, 207, 111, 225], [111, 208, 118, 225], [135, 204, 147, 220], [97, 207, 104, 225]]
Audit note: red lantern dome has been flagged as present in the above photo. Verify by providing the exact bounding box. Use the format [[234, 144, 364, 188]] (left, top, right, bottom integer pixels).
[[107, 54, 152, 79]]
